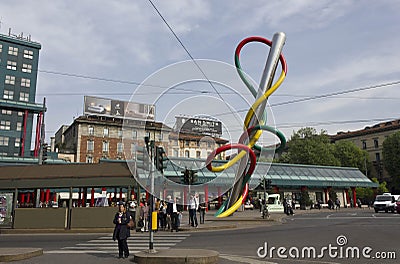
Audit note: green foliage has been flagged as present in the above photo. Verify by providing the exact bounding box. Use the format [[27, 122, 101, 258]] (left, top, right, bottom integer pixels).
[[371, 177, 389, 194], [329, 190, 337, 201], [333, 141, 369, 173], [382, 132, 400, 180], [356, 177, 389, 201], [277, 127, 340, 166], [300, 190, 312, 209]]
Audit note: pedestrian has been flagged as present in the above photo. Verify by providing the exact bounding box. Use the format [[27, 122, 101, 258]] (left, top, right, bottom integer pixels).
[[167, 197, 180, 232], [198, 200, 206, 224], [128, 194, 137, 230], [159, 200, 167, 231], [140, 200, 149, 232], [189, 195, 198, 227], [335, 198, 341, 210], [113, 202, 131, 259], [357, 198, 362, 209], [328, 199, 333, 210]]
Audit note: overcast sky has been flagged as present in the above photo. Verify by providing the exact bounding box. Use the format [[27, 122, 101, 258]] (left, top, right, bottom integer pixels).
[[1, 1, 399, 145]]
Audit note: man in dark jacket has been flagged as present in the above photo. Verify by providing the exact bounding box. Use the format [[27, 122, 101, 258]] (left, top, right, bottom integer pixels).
[[113, 202, 131, 259]]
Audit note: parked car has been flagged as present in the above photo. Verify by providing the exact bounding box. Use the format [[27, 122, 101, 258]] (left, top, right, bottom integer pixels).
[[396, 197, 400, 214], [373, 193, 399, 213], [244, 200, 254, 210]]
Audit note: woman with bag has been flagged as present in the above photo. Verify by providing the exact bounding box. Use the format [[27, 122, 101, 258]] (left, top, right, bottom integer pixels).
[[113, 202, 131, 259]]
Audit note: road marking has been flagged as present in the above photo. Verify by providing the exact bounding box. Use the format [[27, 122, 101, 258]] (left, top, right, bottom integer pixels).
[[219, 254, 340, 264], [45, 233, 190, 254], [219, 254, 277, 264]]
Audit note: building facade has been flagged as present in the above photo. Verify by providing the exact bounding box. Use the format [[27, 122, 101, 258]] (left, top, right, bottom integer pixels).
[[56, 115, 229, 163], [331, 119, 400, 183], [57, 115, 170, 163], [0, 31, 44, 158]]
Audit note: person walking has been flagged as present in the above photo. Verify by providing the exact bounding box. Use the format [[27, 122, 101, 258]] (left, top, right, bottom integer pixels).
[[113, 202, 131, 259], [167, 197, 180, 232], [198, 200, 206, 224], [128, 194, 137, 230], [159, 200, 167, 231], [335, 198, 341, 210], [189, 195, 198, 227], [140, 200, 149, 232]]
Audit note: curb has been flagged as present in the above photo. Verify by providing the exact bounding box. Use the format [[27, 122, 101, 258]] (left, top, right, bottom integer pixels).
[[0, 248, 43, 262], [133, 249, 219, 264]]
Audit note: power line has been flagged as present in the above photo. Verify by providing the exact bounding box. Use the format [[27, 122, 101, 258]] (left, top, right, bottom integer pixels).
[[212, 80, 400, 117], [146, 0, 240, 124]]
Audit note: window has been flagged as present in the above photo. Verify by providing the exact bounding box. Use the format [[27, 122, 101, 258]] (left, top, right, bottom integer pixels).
[[7, 60, 17, 70], [19, 92, 29, 102], [375, 153, 380, 161], [23, 49, 33, 59], [18, 111, 24, 116], [185, 141, 189, 147], [88, 126, 94, 136], [0, 44, 2, 52], [86, 156, 94, 163], [102, 141, 109, 152], [87, 140, 94, 151], [8, 46, 18, 56], [158, 133, 163, 141], [131, 143, 136, 154], [118, 129, 123, 138], [22, 63, 32, 73], [5, 75, 16, 85], [117, 142, 123, 153], [21, 78, 31, 87], [0, 121, 11, 130], [173, 149, 179, 157], [15, 138, 20, 147], [103, 127, 109, 137], [362, 140, 367, 150], [374, 139, 379, 148], [3, 90, 14, 100], [145, 132, 150, 138], [0, 136, 9, 146], [196, 151, 201, 159], [132, 130, 137, 139], [16, 122, 22, 131], [1, 109, 12, 115], [185, 150, 190, 158]]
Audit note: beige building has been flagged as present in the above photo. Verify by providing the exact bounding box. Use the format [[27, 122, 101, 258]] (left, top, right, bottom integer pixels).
[[331, 119, 400, 183], [55, 115, 228, 163], [56, 115, 169, 163]]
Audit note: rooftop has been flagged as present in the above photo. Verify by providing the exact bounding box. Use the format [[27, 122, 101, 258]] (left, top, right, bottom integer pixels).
[[331, 119, 400, 140]]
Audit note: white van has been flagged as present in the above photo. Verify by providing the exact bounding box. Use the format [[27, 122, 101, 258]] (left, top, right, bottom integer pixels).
[[373, 193, 399, 213]]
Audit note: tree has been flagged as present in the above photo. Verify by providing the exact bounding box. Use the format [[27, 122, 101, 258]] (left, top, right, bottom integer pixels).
[[299, 190, 312, 209], [333, 141, 370, 174], [277, 127, 340, 166], [382, 131, 400, 183]]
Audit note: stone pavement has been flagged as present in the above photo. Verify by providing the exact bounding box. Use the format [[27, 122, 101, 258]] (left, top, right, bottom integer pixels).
[[0, 207, 346, 262]]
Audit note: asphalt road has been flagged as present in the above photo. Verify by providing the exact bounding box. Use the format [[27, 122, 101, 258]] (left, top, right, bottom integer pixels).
[[0, 208, 398, 264]]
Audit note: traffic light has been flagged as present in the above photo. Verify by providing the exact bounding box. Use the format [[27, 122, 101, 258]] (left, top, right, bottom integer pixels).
[[42, 143, 48, 163], [155, 147, 167, 173], [261, 178, 272, 189], [136, 146, 150, 171], [181, 169, 189, 184], [189, 170, 198, 184]]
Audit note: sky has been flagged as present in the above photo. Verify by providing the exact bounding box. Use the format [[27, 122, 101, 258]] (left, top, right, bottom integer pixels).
[[1, 0, 400, 146]]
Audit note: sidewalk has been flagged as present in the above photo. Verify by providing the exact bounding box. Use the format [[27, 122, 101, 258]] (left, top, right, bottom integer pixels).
[[0, 207, 345, 234]]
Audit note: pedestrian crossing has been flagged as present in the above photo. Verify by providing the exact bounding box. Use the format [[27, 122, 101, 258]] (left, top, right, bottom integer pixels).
[[45, 233, 190, 254]]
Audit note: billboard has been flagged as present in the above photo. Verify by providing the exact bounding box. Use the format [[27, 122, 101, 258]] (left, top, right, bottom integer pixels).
[[84, 96, 155, 120], [175, 116, 222, 136]]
